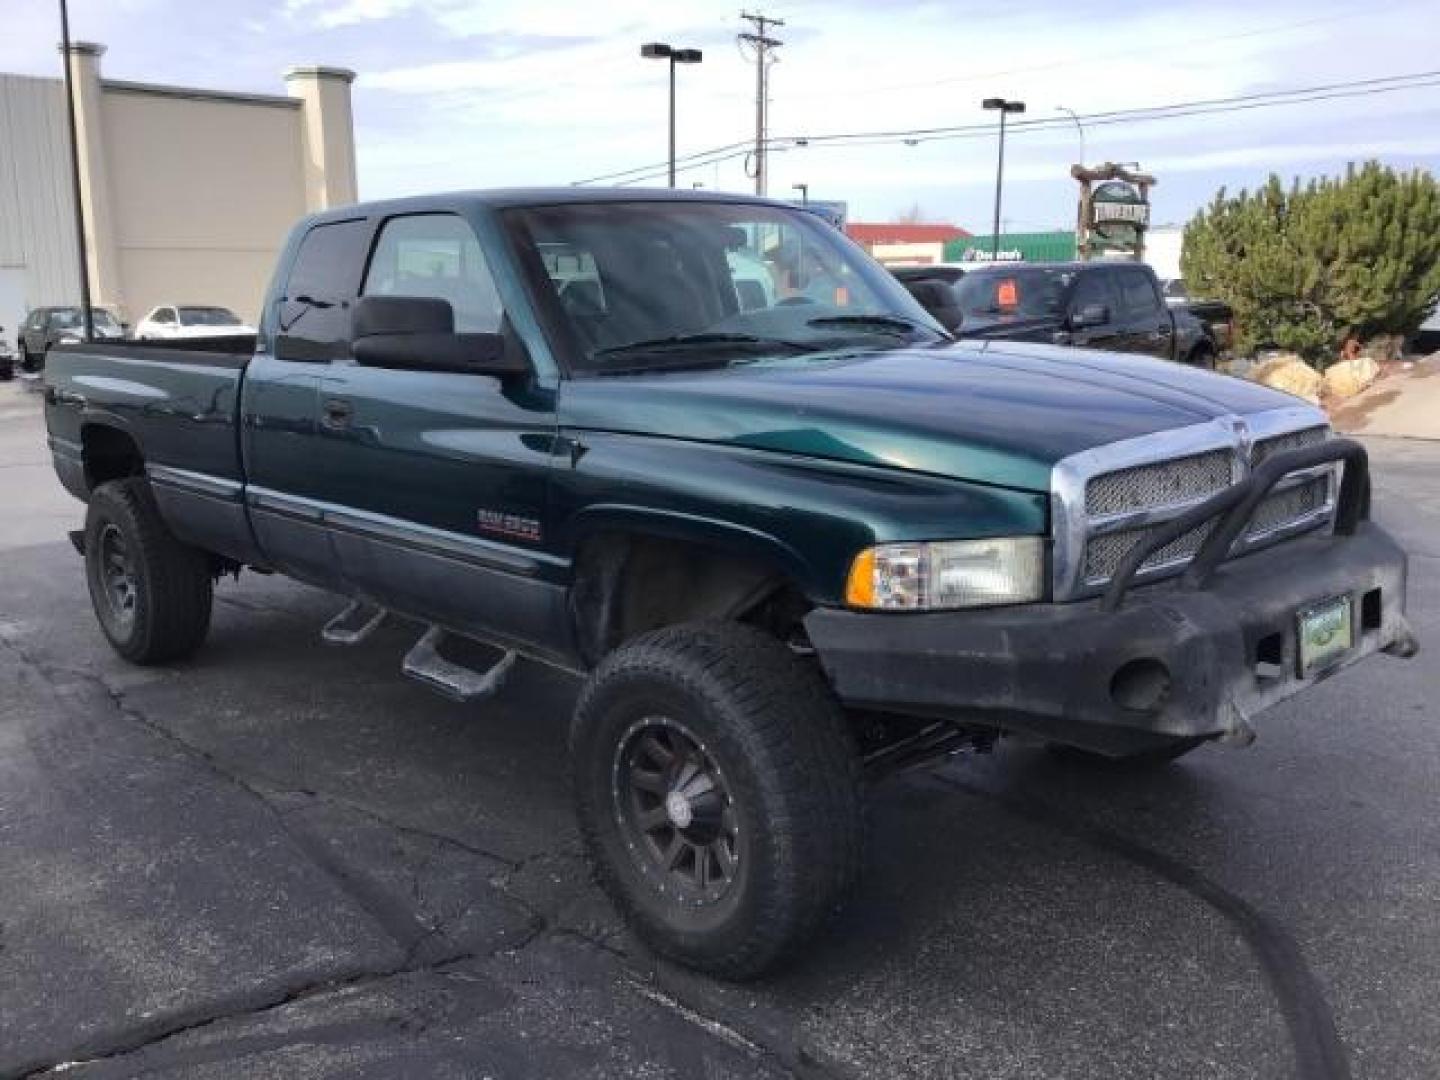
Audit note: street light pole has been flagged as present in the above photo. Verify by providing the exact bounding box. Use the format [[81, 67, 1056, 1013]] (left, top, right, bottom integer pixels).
[[641, 43, 703, 188], [1055, 104, 1085, 166], [982, 97, 1025, 259]]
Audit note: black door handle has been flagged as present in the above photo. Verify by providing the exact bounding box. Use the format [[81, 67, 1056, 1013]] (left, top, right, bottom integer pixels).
[[321, 398, 354, 429]]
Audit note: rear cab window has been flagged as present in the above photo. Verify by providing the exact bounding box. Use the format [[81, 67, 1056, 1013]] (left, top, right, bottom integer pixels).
[[275, 219, 371, 361], [1116, 268, 1162, 321]]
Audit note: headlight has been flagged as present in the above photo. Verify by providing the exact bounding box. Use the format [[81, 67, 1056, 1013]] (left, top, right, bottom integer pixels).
[[845, 537, 1045, 610]]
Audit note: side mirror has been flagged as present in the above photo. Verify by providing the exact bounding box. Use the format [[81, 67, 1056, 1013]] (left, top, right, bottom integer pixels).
[[1070, 302, 1110, 330], [350, 296, 527, 376], [903, 280, 963, 333]]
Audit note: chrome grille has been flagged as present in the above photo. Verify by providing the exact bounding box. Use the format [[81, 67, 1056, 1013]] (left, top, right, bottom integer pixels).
[[1052, 410, 1338, 599], [1253, 426, 1328, 466], [1249, 475, 1328, 536], [1083, 521, 1216, 583], [1084, 449, 1233, 516]]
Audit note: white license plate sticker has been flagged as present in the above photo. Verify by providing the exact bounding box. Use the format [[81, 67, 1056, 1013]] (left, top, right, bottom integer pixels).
[[1297, 595, 1353, 675]]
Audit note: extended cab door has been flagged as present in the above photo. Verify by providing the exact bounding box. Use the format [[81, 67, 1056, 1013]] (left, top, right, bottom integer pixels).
[[1062, 269, 1124, 350], [1112, 266, 1174, 359], [242, 216, 372, 589], [307, 211, 567, 658]]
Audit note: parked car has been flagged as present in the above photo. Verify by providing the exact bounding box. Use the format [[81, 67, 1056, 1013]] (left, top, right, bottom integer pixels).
[[134, 304, 255, 341], [920, 261, 1219, 367], [42, 189, 1415, 978], [1161, 277, 1235, 352], [17, 306, 124, 374], [889, 265, 965, 332], [1415, 300, 1440, 355], [0, 329, 13, 380]]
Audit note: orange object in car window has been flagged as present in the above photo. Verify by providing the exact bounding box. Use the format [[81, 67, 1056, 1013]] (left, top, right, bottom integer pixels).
[[996, 279, 1019, 309], [834, 286, 849, 306]]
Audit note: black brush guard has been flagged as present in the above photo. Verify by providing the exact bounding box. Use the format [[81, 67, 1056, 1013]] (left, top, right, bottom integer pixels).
[[1102, 439, 1371, 613]]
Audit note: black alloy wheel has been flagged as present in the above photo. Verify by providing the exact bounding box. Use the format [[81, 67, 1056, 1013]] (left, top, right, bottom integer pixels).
[[614, 716, 742, 904], [95, 522, 139, 634]]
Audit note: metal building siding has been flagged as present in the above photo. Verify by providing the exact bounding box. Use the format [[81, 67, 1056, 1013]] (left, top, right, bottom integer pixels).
[[0, 74, 81, 309]]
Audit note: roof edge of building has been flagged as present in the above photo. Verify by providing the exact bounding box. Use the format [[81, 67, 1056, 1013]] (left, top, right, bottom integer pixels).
[[100, 79, 301, 109]]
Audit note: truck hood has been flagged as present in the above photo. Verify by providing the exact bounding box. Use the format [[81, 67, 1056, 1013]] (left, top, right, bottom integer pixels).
[[559, 340, 1312, 492]]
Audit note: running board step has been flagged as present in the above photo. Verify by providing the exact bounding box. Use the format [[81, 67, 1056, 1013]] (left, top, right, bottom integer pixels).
[[321, 600, 388, 646], [402, 625, 517, 703]]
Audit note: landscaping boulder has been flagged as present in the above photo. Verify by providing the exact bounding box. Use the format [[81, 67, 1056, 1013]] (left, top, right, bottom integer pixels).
[[1323, 355, 1380, 400], [1250, 354, 1323, 403]]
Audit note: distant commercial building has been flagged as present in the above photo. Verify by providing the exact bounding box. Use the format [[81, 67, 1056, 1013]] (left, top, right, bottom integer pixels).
[[846, 222, 970, 266], [944, 231, 1078, 264], [0, 42, 357, 335]]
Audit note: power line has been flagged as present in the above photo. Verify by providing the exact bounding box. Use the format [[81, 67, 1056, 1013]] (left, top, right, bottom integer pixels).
[[738, 11, 784, 195], [777, 71, 1440, 146], [586, 71, 1440, 187], [572, 137, 755, 186]]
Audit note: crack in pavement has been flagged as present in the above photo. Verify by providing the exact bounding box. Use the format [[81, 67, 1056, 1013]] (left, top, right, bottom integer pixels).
[[929, 771, 1352, 1080], [17, 952, 485, 1078], [1, 632, 831, 1080]]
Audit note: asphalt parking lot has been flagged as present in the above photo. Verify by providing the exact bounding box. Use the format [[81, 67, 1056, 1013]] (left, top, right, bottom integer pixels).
[[1, 377, 1437, 1079]]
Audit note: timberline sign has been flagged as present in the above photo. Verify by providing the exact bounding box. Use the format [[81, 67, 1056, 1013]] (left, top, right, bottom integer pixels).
[[1073, 164, 1156, 261]]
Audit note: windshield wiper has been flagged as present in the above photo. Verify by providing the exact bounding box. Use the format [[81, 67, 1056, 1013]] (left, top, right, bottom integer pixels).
[[805, 314, 948, 339], [592, 331, 814, 359]]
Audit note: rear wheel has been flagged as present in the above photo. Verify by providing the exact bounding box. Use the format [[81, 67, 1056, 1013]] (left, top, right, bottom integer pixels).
[[17, 343, 30, 374], [84, 478, 213, 664], [571, 622, 863, 979]]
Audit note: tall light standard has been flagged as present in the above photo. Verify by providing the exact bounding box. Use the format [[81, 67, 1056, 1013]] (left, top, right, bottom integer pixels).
[[641, 42, 703, 188], [982, 97, 1025, 258], [1055, 104, 1085, 166], [792, 182, 808, 205]]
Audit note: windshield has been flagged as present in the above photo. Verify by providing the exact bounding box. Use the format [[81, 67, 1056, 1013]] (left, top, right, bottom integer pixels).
[[178, 306, 242, 326], [507, 201, 947, 373], [51, 308, 119, 330], [951, 267, 1074, 322]]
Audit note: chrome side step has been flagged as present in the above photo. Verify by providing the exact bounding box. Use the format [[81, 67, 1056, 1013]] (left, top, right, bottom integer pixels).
[[321, 600, 388, 646], [402, 625, 517, 703]]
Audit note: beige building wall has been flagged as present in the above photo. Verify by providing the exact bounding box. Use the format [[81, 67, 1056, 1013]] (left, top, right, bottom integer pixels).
[[102, 84, 310, 324], [0, 44, 356, 331]]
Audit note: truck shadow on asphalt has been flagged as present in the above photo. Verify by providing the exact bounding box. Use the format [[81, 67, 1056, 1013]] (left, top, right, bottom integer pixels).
[[3, 563, 1351, 1078]]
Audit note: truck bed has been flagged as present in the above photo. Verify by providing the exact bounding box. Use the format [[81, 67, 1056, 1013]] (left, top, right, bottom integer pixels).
[[44, 340, 251, 502]]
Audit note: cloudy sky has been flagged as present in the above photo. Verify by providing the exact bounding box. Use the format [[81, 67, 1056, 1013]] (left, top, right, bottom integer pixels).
[[2, 0, 1437, 231]]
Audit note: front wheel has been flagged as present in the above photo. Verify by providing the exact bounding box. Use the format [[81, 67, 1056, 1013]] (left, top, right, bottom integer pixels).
[[570, 622, 863, 979], [84, 478, 214, 664]]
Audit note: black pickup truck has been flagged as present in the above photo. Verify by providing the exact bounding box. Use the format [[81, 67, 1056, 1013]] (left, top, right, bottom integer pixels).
[[43, 189, 1416, 977], [910, 261, 1219, 367]]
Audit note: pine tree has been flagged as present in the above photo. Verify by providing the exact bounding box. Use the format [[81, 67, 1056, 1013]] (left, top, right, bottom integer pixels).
[[1181, 162, 1440, 366]]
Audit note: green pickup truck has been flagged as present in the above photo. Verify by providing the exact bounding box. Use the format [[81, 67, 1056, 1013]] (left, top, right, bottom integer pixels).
[[43, 190, 1416, 977]]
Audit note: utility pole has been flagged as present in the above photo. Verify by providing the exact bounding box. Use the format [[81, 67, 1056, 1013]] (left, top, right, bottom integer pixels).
[[739, 11, 783, 197], [58, 0, 93, 342]]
